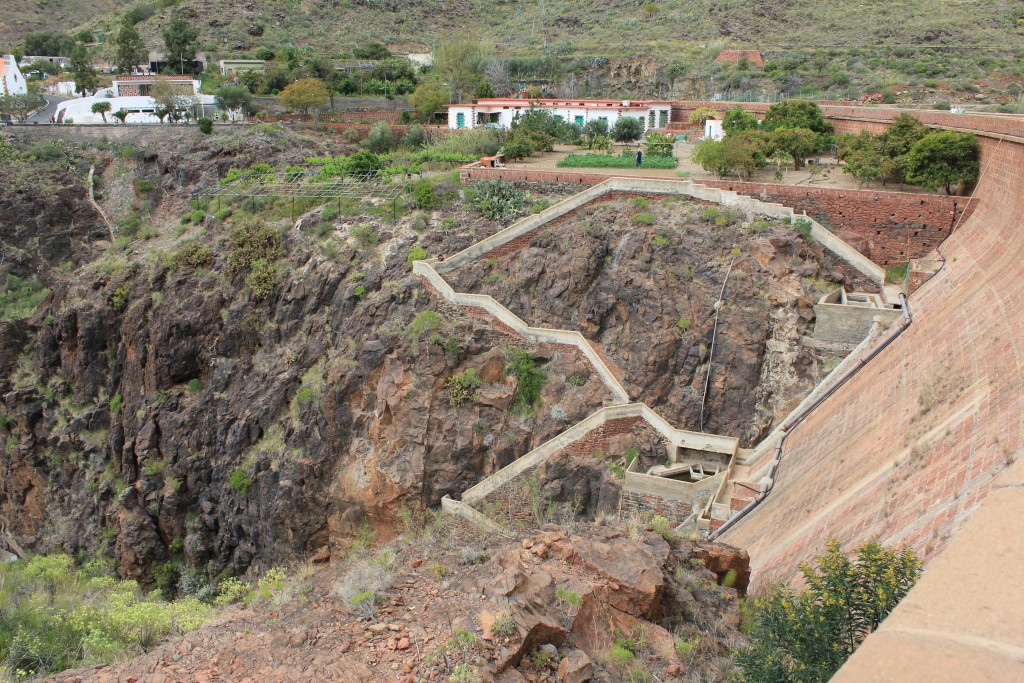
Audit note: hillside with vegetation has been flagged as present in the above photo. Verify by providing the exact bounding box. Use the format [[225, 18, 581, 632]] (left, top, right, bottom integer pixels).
[[4, 1, 1024, 104]]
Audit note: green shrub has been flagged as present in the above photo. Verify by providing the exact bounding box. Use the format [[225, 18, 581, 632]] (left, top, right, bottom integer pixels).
[[226, 219, 283, 277], [407, 245, 429, 267], [406, 310, 442, 339], [633, 212, 655, 226], [186, 378, 203, 393], [229, 468, 253, 495], [197, 117, 213, 134], [556, 152, 677, 169], [794, 218, 813, 239], [110, 393, 123, 415], [677, 317, 692, 331], [354, 284, 368, 298], [490, 614, 516, 638], [0, 554, 208, 678], [505, 350, 546, 412], [246, 258, 279, 299], [413, 181, 441, 209], [473, 180, 529, 223], [735, 540, 921, 683], [885, 262, 908, 285], [351, 224, 379, 248], [650, 515, 675, 542], [446, 368, 482, 406], [171, 240, 213, 269], [135, 179, 156, 192], [111, 286, 130, 311], [0, 274, 49, 321]]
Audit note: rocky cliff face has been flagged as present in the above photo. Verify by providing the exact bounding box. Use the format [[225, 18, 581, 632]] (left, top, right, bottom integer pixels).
[[448, 195, 865, 445], [0, 130, 602, 584]]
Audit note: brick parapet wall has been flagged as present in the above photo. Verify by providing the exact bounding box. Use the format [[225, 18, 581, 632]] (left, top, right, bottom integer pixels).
[[697, 180, 974, 266], [458, 166, 968, 265], [561, 417, 644, 457]]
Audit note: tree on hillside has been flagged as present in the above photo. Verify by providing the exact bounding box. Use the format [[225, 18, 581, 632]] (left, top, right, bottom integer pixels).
[[113, 20, 148, 74], [408, 79, 450, 122], [906, 131, 980, 194], [692, 133, 764, 179], [433, 33, 491, 103], [734, 540, 921, 683], [91, 101, 111, 123], [353, 42, 391, 60], [611, 116, 644, 143], [280, 78, 329, 115], [483, 58, 512, 97], [214, 85, 257, 119], [723, 106, 759, 134], [23, 31, 76, 57], [69, 43, 98, 96], [761, 99, 832, 135], [162, 14, 199, 74]]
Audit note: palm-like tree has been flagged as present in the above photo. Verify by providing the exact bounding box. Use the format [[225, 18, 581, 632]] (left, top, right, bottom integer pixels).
[[91, 100, 112, 123]]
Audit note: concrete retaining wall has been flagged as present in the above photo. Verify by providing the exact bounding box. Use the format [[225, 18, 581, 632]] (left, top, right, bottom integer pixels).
[[812, 303, 901, 345]]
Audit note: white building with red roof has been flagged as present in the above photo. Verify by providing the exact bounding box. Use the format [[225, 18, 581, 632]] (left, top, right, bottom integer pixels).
[[446, 98, 673, 132]]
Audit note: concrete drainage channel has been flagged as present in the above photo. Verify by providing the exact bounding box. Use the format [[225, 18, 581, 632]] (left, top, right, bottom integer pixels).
[[415, 176, 895, 535]]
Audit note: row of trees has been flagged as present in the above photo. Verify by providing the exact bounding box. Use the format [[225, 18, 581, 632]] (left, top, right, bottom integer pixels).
[[690, 100, 980, 194], [497, 108, 651, 160], [837, 114, 980, 193], [692, 100, 834, 180]]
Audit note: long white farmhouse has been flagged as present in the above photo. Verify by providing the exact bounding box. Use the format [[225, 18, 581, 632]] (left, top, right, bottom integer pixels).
[[446, 98, 673, 131]]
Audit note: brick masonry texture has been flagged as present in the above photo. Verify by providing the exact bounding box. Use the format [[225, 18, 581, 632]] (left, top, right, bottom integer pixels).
[[696, 180, 973, 266], [724, 132, 1024, 589], [461, 161, 976, 268], [620, 490, 692, 522]]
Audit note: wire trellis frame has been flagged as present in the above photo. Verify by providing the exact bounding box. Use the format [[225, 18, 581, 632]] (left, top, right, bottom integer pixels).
[[199, 171, 411, 222]]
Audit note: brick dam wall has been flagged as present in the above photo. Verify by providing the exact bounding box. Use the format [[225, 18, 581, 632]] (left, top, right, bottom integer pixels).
[[723, 133, 1024, 588]]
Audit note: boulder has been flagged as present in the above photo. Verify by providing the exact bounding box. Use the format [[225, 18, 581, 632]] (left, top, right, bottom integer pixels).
[[557, 650, 593, 683]]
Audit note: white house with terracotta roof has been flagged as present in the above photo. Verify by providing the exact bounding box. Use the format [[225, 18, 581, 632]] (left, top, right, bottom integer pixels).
[[1, 55, 28, 95], [446, 98, 673, 131]]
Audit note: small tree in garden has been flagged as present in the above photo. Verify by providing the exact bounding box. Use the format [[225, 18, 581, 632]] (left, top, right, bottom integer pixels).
[[688, 107, 718, 126], [280, 78, 329, 115], [734, 540, 921, 683], [906, 130, 980, 194], [112, 108, 129, 124], [644, 132, 675, 157], [611, 116, 644, 143]]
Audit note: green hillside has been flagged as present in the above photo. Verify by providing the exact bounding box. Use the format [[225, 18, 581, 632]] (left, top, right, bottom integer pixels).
[[6, 0, 1023, 56]]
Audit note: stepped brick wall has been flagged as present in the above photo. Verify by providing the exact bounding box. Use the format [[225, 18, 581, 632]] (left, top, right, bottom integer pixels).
[[459, 165, 970, 266], [724, 131, 1024, 589], [697, 180, 974, 266], [620, 490, 693, 521]]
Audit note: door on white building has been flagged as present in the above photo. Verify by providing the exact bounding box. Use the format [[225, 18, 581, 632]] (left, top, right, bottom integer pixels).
[[456, 112, 465, 128]]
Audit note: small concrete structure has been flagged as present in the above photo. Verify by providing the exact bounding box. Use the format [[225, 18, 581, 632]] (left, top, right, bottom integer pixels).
[[405, 53, 433, 68], [703, 118, 724, 140], [812, 288, 902, 346], [0, 55, 27, 95], [446, 98, 673, 131], [218, 59, 266, 76], [19, 55, 71, 69]]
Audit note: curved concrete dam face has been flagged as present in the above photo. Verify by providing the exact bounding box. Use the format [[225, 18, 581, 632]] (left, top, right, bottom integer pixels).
[[723, 124, 1024, 589]]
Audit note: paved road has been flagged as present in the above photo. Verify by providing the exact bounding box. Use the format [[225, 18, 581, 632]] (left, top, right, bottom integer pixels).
[[27, 95, 69, 123]]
